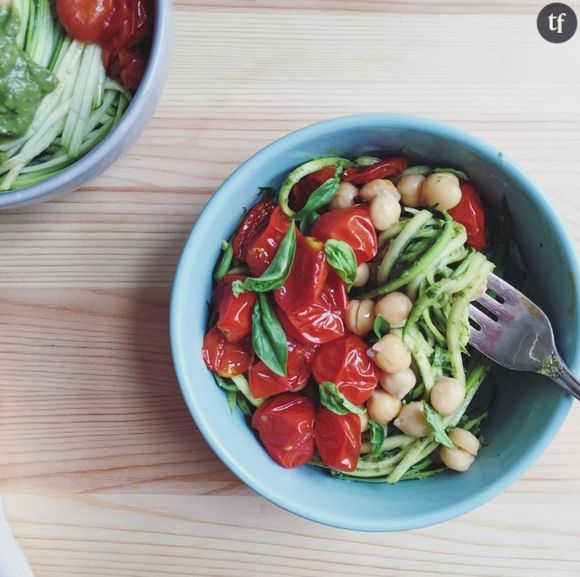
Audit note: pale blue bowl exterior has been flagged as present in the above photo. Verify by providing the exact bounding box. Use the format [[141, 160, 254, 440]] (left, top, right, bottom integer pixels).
[[0, 0, 172, 209], [171, 114, 579, 531]]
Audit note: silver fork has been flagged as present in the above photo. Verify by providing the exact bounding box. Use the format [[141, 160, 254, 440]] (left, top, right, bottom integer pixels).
[[468, 272, 580, 401]]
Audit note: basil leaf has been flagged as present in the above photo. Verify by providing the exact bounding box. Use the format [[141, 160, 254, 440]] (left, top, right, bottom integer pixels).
[[259, 186, 277, 198], [226, 390, 237, 412], [319, 381, 366, 415], [292, 164, 343, 220], [433, 167, 469, 181], [373, 314, 390, 340], [402, 165, 431, 176], [424, 403, 455, 449], [214, 374, 238, 392], [369, 420, 386, 456], [237, 393, 254, 417], [299, 210, 320, 235], [325, 239, 357, 287], [251, 293, 288, 376], [354, 156, 381, 167], [213, 240, 234, 281], [232, 224, 296, 296]]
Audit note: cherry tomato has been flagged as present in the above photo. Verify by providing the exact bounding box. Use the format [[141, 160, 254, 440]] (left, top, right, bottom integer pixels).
[[277, 271, 348, 346], [56, 0, 114, 43], [117, 48, 147, 90], [311, 333, 379, 405], [261, 436, 315, 468], [252, 393, 316, 468], [290, 166, 336, 211], [448, 183, 487, 251], [202, 326, 253, 377], [274, 233, 329, 313], [314, 408, 361, 472], [342, 156, 408, 185], [100, 0, 150, 54], [311, 205, 378, 264], [248, 339, 316, 398], [232, 200, 277, 262], [99, 0, 152, 90], [246, 207, 292, 276], [216, 275, 257, 343]]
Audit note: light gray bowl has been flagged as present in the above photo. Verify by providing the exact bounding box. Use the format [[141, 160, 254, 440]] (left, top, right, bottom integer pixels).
[[0, 0, 172, 209]]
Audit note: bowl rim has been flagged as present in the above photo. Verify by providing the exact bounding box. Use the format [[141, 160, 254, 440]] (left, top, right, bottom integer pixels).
[[0, 0, 171, 208], [171, 113, 579, 531]]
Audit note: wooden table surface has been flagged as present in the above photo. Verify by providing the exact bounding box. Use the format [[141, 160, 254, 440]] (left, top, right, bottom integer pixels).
[[1, 1, 580, 575]]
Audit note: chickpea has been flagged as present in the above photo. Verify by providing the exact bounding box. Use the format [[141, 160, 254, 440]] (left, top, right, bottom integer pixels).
[[330, 182, 358, 210], [379, 368, 416, 400], [397, 174, 425, 208], [369, 193, 401, 231], [429, 377, 465, 416], [394, 401, 431, 438], [352, 263, 370, 288], [374, 291, 413, 328], [370, 333, 411, 373], [448, 428, 480, 456], [359, 410, 370, 433], [421, 172, 462, 211], [440, 446, 475, 472], [345, 299, 375, 336], [367, 390, 402, 425], [359, 179, 401, 203]]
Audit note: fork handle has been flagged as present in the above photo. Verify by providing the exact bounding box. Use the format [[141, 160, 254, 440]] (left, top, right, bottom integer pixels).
[[550, 356, 580, 401]]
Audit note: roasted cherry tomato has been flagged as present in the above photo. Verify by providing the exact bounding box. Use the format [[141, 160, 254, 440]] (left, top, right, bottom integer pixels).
[[311, 333, 379, 405], [260, 437, 315, 468], [448, 183, 486, 251], [100, 0, 150, 54], [342, 156, 408, 185], [277, 271, 348, 345], [311, 205, 378, 264], [314, 408, 361, 472], [232, 200, 277, 262], [290, 166, 336, 211], [248, 339, 316, 398], [202, 326, 253, 377], [216, 275, 257, 343], [246, 207, 292, 276], [56, 0, 114, 43], [101, 0, 151, 89], [274, 233, 329, 313], [252, 393, 316, 468]]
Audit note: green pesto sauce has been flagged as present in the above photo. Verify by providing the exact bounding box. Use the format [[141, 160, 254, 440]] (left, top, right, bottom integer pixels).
[[0, 6, 58, 138]]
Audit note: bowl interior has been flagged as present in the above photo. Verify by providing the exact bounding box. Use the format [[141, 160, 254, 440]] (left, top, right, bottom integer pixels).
[[171, 114, 579, 531]]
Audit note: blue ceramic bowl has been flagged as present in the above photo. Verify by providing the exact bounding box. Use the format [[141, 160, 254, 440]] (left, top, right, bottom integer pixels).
[[171, 114, 579, 531], [0, 0, 172, 209]]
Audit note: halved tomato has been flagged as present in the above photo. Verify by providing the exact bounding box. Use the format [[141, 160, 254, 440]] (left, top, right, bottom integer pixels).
[[310, 205, 377, 264], [248, 339, 316, 398], [314, 408, 361, 472], [216, 275, 257, 343], [274, 233, 328, 314], [246, 207, 292, 276], [252, 393, 316, 468], [311, 333, 379, 405], [277, 271, 348, 346], [202, 326, 253, 377]]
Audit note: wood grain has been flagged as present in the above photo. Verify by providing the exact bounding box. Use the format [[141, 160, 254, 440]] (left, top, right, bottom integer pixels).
[[1, 1, 580, 575]]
